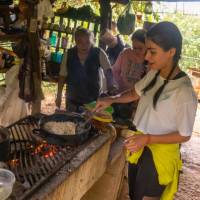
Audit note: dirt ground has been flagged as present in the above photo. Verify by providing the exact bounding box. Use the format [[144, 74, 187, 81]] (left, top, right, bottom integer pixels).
[[41, 89, 200, 200], [175, 105, 200, 200]]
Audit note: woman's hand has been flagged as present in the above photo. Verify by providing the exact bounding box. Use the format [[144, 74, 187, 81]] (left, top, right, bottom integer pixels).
[[124, 134, 150, 153], [93, 97, 113, 112]]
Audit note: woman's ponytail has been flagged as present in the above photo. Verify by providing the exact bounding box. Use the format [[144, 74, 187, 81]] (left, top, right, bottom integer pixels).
[[153, 65, 176, 108], [143, 21, 182, 109], [142, 70, 160, 95]]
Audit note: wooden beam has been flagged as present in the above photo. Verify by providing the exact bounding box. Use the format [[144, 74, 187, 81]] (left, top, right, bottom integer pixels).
[[110, 0, 129, 4]]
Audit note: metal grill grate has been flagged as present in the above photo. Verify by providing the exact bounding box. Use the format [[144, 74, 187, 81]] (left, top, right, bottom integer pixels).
[[6, 115, 98, 200]]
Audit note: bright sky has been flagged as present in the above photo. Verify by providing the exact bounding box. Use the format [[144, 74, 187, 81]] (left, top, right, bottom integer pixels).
[[154, 1, 200, 15]]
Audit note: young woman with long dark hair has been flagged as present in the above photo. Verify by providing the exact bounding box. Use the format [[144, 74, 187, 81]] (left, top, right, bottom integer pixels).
[[94, 21, 198, 200]]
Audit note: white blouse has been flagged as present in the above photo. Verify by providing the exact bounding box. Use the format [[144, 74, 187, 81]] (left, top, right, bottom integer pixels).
[[134, 69, 198, 136]]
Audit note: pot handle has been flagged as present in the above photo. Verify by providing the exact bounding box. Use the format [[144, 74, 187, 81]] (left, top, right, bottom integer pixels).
[[32, 128, 41, 135], [31, 129, 47, 143]]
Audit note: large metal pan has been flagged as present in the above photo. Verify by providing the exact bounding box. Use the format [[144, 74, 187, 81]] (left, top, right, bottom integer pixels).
[[32, 113, 93, 146]]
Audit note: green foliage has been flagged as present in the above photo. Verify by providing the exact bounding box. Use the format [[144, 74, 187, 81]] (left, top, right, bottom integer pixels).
[[111, 2, 200, 70], [53, 0, 99, 15], [56, 5, 100, 22], [53, 0, 85, 8], [163, 13, 200, 70], [42, 82, 57, 95], [14, 0, 198, 71]]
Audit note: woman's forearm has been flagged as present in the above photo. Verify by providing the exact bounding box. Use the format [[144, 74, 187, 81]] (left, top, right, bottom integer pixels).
[[148, 132, 191, 145], [124, 131, 191, 154], [95, 86, 140, 112], [111, 87, 140, 104]]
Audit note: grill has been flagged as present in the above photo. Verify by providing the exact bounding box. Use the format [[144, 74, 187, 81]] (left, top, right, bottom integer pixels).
[[6, 114, 99, 200]]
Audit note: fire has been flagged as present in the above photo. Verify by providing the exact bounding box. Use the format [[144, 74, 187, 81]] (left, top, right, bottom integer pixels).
[[32, 143, 58, 158], [9, 159, 19, 167]]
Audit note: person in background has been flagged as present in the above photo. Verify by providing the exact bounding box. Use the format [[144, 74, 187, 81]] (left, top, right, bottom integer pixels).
[[55, 27, 115, 113], [113, 29, 147, 93], [111, 29, 147, 121], [94, 21, 198, 200], [100, 28, 128, 65]]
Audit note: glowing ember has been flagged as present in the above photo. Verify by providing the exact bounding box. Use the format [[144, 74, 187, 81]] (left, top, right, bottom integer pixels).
[[32, 143, 58, 158], [9, 159, 20, 167]]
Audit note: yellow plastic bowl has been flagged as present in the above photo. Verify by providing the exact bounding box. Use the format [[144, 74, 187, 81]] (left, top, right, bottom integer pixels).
[[93, 115, 113, 123]]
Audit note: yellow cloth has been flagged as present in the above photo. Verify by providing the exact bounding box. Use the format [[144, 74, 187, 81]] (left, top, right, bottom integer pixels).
[[127, 130, 182, 200]]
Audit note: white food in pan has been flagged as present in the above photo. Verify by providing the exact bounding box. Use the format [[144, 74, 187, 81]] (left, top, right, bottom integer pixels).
[[44, 121, 76, 135]]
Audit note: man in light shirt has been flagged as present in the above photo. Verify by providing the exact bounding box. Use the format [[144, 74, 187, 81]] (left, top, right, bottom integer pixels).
[[55, 27, 115, 112]]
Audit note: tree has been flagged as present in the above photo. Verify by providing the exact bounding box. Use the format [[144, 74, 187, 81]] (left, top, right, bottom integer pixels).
[[163, 13, 200, 70]]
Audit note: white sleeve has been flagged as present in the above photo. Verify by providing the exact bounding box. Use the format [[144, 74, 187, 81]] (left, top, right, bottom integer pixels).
[[59, 51, 68, 77], [134, 70, 157, 96], [99, 48, 111, 71], [176, 93, 198, 137]]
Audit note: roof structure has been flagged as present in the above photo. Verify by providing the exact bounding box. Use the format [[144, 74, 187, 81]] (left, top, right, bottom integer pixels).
[[154, 1, 200, 15]]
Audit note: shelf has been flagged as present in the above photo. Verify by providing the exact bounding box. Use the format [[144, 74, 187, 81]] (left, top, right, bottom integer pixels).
[[50, 46, 66, 50], [54, 15, 100, 24], [0, 33, 25, 42], [43, 28, 72, 34]]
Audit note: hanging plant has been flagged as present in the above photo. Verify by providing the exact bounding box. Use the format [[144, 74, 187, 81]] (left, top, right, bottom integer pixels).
[[117, 2, 135, 35]]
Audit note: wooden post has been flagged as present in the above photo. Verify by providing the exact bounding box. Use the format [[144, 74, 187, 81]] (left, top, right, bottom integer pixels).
[[26, 2, 43, 114], [99, 0, 112, 49]]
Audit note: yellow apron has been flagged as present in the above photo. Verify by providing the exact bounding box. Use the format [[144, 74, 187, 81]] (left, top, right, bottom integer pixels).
[[127, 130, 182, 200]]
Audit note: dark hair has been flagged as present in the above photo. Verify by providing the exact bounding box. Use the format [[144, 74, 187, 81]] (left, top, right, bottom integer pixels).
[[142, 21, 182, 108], [74, 27, 94, 40], [131, 29, 146, 44]]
